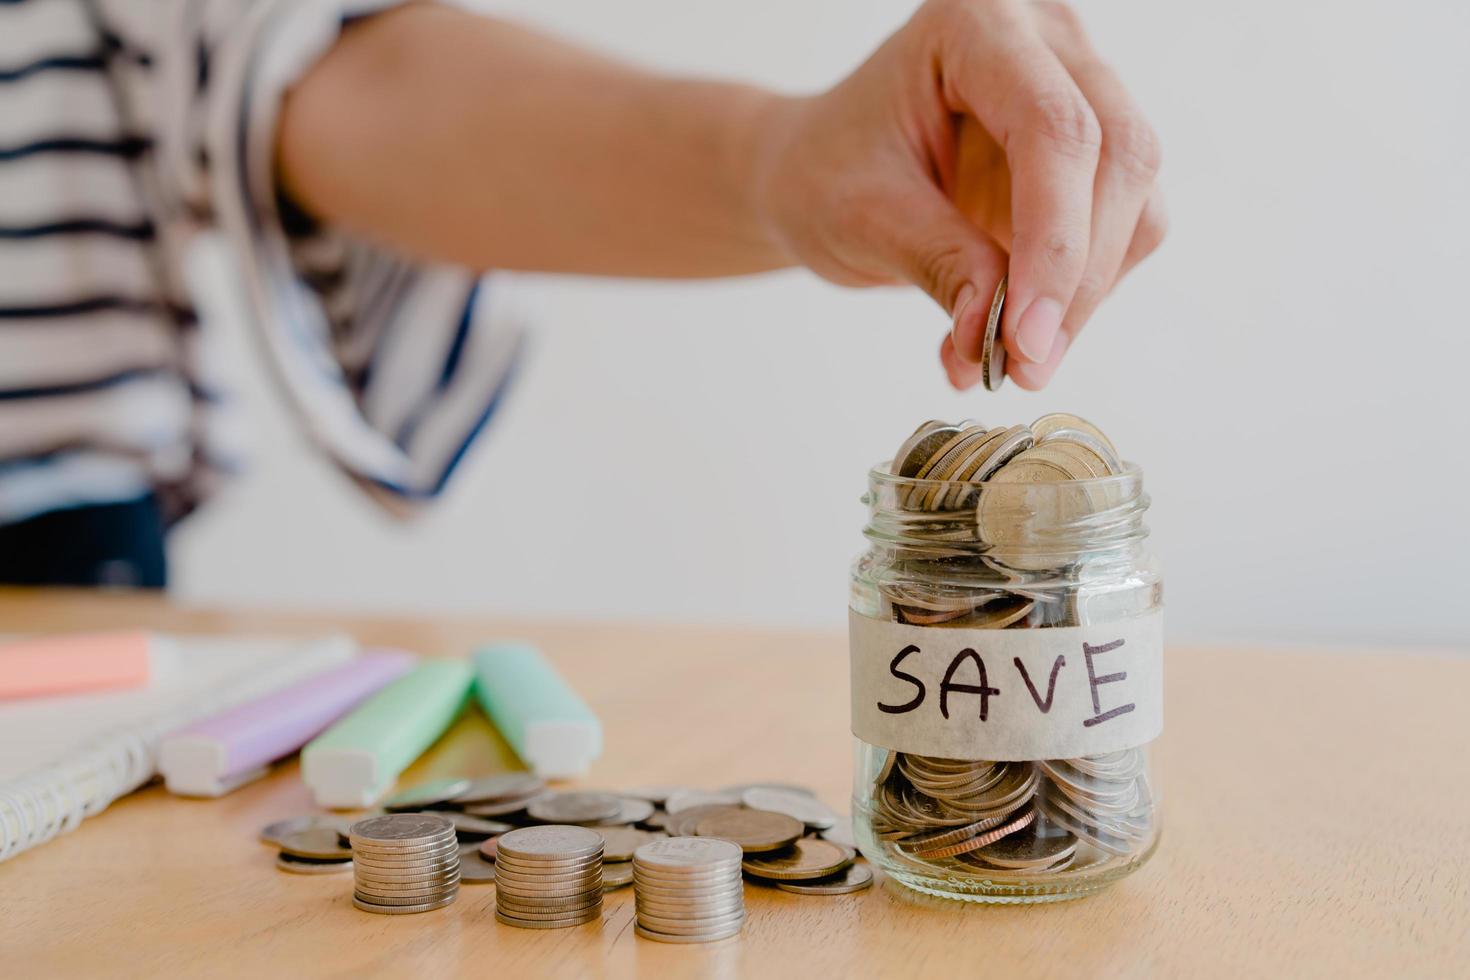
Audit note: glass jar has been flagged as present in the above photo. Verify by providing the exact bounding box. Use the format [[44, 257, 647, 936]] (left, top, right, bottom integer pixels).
[[848, 460, 1163, 903]]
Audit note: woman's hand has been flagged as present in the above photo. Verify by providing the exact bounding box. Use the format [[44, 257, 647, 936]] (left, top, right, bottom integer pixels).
[[756, 0, 1167, 390]]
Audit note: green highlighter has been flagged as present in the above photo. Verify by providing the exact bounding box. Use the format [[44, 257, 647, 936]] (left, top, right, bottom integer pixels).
[[301, 660, 473, 808], [473, 642, 602, 779]]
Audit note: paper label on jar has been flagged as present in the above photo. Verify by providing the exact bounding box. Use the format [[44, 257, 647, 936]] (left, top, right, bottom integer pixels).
[[849, 609, 1163, 761]]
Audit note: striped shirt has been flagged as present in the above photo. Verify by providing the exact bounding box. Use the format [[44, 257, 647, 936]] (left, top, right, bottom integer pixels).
[[0, 0, 524, 526]]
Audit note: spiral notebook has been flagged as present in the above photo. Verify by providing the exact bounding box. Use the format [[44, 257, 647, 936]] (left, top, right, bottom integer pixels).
[[0, 634, 355, 864]]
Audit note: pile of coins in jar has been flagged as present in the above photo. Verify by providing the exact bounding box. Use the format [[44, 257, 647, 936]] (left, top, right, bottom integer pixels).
[[261, 776, 867, 941], [861, 415, 1157, 885]]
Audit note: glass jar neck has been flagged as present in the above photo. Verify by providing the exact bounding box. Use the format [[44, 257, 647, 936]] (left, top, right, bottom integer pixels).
[[862, 464, 1149, 569]]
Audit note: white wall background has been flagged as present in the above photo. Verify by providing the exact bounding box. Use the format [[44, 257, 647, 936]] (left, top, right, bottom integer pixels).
[[172, 0, 1470, 646]]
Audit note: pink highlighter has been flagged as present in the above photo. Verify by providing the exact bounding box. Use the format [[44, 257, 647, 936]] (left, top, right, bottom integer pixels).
[[158, 649, 416, 797], [0, 632, 154, 699]]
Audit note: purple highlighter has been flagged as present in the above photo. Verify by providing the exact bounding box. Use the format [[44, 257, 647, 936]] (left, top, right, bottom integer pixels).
[[158, 649, 416, 797]]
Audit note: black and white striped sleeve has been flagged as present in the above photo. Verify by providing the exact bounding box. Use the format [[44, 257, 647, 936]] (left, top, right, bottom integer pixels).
[[155, 0, 526, 506]]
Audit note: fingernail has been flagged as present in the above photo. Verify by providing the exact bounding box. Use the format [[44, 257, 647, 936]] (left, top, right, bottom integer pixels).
[[949, 283, 979, 363], [1010, 330, 1070, 390], [1015, 297, 1064, 363]]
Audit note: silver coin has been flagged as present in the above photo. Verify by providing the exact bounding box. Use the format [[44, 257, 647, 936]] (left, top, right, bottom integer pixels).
[[637, 899, 746, 922], [632, 865, 743, 887], [664, 790, 742, 814], [463, 794, 545, 817], [350, 813, 456, 845], [597, 797, 656, 826], [497, 825, 605, 861], [634, 895, 745, 918], [452, 773, 545, 805], [740, 788, 839, 830], [355, 874, 459, 892], [496, 891, 603, 913], [664, 804, 746, 838], [634, 922, 744, 943], [355, 887, 460, 907], [493, 874, 603, 893], [493, 874, 602, 893], [970, 424, 1035, 483], [382, 778, 472, 812], [276, 854, 353, 875], [891, 421, 962, 478], [633, 881, 744, 903], [353, 894, 457, 915], [351, 844, 461, 865], [494, 863, 603, 882], [495, 895, 603, 916], [774, 863, 875, 895], [634, 836, 743, 871], [596, 826, 665, 862], [351, 837, 458, 859], [637, 910, 746, 934], [602, 863, 635, 889], [354, 853, 461, 875], [494, 881, 601, 902], [493, 865, 603, 884], [633, 866, 744, 887], [351, 857, 460, 877], [492, 857, 604, 875], [260, 815, 351, 848], [354, 873, 461, 893], [981, 274, 1007, 391], [432, 811, 514, 839], [620, 786, 688, 805], [495, 908, 601, 929], [720, 782, 817, 798], [278, 827, 354, 861], [526, 792, 623, 825]]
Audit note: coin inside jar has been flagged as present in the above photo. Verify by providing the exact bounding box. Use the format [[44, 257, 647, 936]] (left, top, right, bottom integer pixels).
[[852, 414, 1161, 903]]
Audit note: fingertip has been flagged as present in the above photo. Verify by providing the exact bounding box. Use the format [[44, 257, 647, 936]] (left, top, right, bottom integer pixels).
[[940, 333, 984, 390], [950, 282, 982, 364], [1005, 296, 1064, 364], [1006, 331, 1070, 390]]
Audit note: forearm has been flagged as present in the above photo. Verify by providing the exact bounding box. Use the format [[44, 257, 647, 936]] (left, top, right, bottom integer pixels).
[[277, 3, 794, 277]]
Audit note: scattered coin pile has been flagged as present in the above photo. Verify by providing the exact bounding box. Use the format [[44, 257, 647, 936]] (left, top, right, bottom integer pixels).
[[633, 837, 746, 943], [263, 777, 871, 937], [862, 416, 1156, 882], [494, 826, 605, 928], [349, 813, 460, 914], [265, 815, 354, 874]]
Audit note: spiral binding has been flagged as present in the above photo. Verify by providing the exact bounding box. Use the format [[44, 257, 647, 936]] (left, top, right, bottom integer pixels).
[[0, 634, 355, 864]]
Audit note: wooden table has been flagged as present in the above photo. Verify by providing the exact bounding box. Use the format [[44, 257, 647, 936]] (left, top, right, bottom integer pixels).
[[2, 590, 1466, 978]]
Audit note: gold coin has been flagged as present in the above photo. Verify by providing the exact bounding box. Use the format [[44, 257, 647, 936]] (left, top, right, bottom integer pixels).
[[740, 837, 853, 881], [908, 809, 1035, 859], [692, 808, 804, 853], [981, 275, 1008, 392], [1029, 413, 1118, 457], [774, 863, 874, 896], [891, 421, 961, 478]]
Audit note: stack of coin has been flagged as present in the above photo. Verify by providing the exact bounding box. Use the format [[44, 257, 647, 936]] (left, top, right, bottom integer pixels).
[[494, 826, 605, 928], [348, 813, 460, 914], [633, 837, 746, 943], [265, 777, 876, 907]]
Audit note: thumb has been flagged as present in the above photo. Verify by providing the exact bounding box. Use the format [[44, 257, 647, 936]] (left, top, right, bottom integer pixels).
[[880, 187, 1008, 365]]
